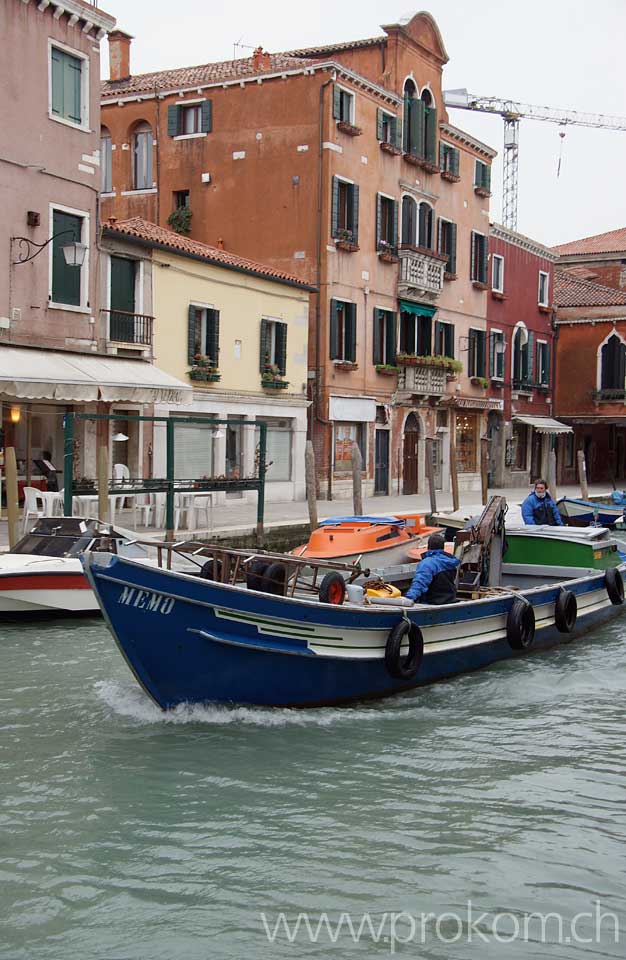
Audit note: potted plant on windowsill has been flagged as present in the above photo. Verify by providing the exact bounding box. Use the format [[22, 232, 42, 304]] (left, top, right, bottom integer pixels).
[[377, 241, 399, 263], [189, 354, 221, 382], [261, 364, 289, 389], [167, 206, 193, 235], [474, 186, 491, 199], [472, 280, 489, 291], [375, 363, 399, 376], [336, 120, 362, 136], [470, 376, 489, 389], [333, 359, 359, 371], [335, 229, 359, 252]]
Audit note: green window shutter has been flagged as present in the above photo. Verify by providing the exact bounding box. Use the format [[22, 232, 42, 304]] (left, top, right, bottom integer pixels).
[[409, 98, 424, 156], [275, 322, 287, 376], [391, 200, 398, 249], [207, 309, 220, 366], [259, 318, 270, 372], [348, 303, 357, 362], [434, 320, 443, 354], [351, 184, 359, 244], [375, 194, 382, 248], [332, 85, 341, 120], [544, 342, 551, 385], [480, 235, 488, 284], [67, 54, 82, 124], [386, 311, 397, 364], [489, 332, 496, 377], [51, 210, 81, 305], [477, 330, 486, 377], [484, 163, 491, 192], [425, 106, 437, 163], [329, 300, 339, 359], [445, 323, 454, 359], [167, 105, 180, 136], [187, 305, 198, 364], [393, 115, 402, 149], [470, 232, 476, 280], [373, 309, 382, 365], [439, 142, 445, 171], [437, 217, 443, 254], [474, 162, 481, 187], [376, 109, 384, 140], [449, 222, 457, 274], [527, 331, 535, 382], [331, 176, 339, 238], [201, 100, 212, 132], [469, 329, 477, 376], [452, 148, 459, 177], [51, 47, 64, 117]]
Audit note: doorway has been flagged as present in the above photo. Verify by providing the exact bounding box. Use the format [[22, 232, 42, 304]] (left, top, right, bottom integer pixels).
[[110, 256, 136, 342], [531, 430, 543, 481], [374, 429, 390, 494], [403, 413, 420, 494]]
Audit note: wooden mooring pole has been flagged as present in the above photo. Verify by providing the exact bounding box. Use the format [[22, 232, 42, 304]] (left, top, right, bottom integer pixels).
[[97, 444, 109, 523], [5, 447, 19, 548], [449, 429, 460, 512], [577, 449, 589, 500], [305, 440, 318, 532], [425, 437, 437, 515], [351, 441, 363, 516]]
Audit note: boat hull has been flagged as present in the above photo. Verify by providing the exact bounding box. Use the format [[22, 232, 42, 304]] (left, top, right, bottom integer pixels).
[[83, 553, 626, 709], [0, 566, 97, 613]]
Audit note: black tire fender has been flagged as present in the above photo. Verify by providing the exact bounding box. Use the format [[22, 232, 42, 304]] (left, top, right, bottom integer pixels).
[[506, 597, 535, 650], [246, 559, 270, 591], [263, 562, 287, 596], [384, 621, 424, 680], [555, 588, 577, 633], [199, 558, 223, 582], [318, 571, 346, 605], [605, 567, 624, 606]]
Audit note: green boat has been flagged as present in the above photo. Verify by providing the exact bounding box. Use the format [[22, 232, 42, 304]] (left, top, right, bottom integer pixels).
[[503, 526, 622, 581]]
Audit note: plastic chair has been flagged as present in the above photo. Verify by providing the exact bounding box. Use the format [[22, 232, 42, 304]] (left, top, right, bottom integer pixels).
[[192, 493, 214, 531], [149, 492, 183, 530], [113, 463, 130, 482], [22, 486, 45, 532]]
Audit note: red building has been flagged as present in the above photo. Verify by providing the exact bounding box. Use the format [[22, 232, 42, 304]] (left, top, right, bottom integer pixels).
[[554, 226, 626, 293], [554, 270, 626, 485], [486, 224, 566, 486]]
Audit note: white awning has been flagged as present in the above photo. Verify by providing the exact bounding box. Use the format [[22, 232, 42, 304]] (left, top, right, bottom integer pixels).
[[329, 395, 376, 423], [0, 347, 192, 405], [513, 415, 572, 435]]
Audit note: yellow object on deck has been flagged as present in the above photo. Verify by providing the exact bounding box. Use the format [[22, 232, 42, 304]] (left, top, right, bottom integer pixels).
[[366, 583, 401, 599]]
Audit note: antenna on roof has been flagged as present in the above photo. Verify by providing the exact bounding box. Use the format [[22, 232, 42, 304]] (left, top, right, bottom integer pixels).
[[233, 37, 255, 59]]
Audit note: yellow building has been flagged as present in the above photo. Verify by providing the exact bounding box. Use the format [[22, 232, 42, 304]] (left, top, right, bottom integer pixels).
[[102, 218, 313, 501]]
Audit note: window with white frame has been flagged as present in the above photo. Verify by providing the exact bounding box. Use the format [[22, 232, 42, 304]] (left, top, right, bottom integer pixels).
[[490, 330, 505, 379], [332, 85, 354, 123], [101, 126, 113, 194], [538, 271, 550, 306], [330, 300, 357, 363], [188, 305, 220, 366], [260, 318, 287, 375], [50, 206, 88, 308], [512, 324, 531, 384], [331, 177, 359, 244], [132, 122, 153, 190], [49, 41, 88, 128], [373, 309, 397, 365], [492, 254, 504, 292], [599, 334, 626, 392], [439, 142, 460, 177], [376, 195, 398, 252], [537, 340, 550, 386], [471, 231, 489, 284]]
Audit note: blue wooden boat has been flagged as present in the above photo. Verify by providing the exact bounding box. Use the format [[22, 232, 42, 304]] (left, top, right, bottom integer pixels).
[[82, 531, 626, 709], [557, 496, 626, 527]]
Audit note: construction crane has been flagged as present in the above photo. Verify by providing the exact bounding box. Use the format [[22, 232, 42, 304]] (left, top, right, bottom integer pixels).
[[443, 89, 626, 231]]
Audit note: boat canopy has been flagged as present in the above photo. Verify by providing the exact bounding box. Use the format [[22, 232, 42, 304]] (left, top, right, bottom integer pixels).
[[319, 516, 405, 526]]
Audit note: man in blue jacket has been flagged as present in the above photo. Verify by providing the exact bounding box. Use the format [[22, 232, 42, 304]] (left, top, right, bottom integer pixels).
[[405, 532, 461, 604], [521, 479, 563, 526]]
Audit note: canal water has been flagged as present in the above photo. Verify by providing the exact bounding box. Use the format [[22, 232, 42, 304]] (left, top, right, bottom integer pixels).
[[1, 616, 625, 959]]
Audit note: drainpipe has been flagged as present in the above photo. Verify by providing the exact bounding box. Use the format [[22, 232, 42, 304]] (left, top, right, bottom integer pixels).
[[154, 85, 161, 225], [315, 73, 335, 500]]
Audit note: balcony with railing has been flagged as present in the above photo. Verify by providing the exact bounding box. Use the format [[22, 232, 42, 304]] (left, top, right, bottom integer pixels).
[[591, 387, 626, 402], [102, 309, 154, 354], [398, 246, 446, 302], [397, 358, 447, 398]]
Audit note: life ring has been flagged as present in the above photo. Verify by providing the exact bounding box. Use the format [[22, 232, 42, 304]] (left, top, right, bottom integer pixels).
[[506, 598, 535, 650], [263, 562, 287, 596], [384, 621, 424, 680], [555, 588, 577, 633], [318, 571, 346, 605], [246, 559, 270, 591], [604, 567, 624, 605]]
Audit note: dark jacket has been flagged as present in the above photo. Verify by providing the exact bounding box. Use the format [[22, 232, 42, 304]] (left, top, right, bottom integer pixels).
[[521, 491, 563, 526], [406, 549, 461, 604]]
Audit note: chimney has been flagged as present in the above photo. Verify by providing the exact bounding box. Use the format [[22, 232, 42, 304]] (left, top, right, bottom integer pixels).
[[108, 30, 134, 82], [252, 46, 271, 72]]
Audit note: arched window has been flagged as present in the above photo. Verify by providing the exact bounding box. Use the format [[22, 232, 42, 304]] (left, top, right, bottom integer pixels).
[[403, 79, 417, 154], [421, 89, 437, 165], [401, 195, 417, 246], [418, 202, 433, 249], [100, 125, 112, 194], [512, 324, 530, 384], [600, 334, 626, 391], [132, 121, 153, 190]]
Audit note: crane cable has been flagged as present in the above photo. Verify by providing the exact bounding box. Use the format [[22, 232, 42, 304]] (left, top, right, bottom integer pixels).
[[557, 127, 567, 178]]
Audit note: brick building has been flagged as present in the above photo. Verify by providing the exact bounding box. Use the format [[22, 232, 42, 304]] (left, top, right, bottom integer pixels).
[[100, 13, 499, 499], [554, 270, 626, 485], [486, 224, 566, 487], [554, 226, 626, 292]]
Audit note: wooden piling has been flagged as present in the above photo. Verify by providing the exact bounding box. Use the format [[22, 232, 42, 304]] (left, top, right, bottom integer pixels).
[[480, 436, 489, 506], [351, 441, 363, 516], [425, 437, 437, 515], [97, 445, 109, 522], [577, 449, 589, 500], [5, 447, 20, 548], [449, 428, 460, 512], [305, 440, 318, 532], [548, 449, 558, 501]]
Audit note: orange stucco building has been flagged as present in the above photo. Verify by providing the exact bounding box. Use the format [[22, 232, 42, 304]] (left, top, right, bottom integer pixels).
[[100, 13, 498, 499]]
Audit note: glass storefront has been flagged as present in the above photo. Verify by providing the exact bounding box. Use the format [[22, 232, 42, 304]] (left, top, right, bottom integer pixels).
[[455, 412, 478, 473]]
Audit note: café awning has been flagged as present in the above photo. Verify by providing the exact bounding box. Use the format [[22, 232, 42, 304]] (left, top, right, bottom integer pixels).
[[513, 415, 572, 435], [0, 347, 192, 405], [398, 301, 437, 318]]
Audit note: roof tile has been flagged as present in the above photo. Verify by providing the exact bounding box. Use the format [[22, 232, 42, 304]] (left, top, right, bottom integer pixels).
[[554, 269, 626, 308], [553, 226, 626, 257], [103, 218, 314, 289]]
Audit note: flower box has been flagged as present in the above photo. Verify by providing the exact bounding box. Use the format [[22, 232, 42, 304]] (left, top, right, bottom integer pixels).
[[380, 141, 402, 156], [378, 249, 399, 263], [403, 153, 438, 173], [470, 376, 489, 389], [335, 237, 359, 252], [375, 364, 399, 376], [474, 186, 491, 198], [472, 280, 488, 291], [440, 170, 461, 183], [336, 120, 362, 137], [443, 271, 457, 281], [538, 304, 552, 314], [261, 379, 289, 390], [396, 354, 462, 374], [333, 360, 358, 371], [491, 290, 507, 301], [189, 368, 221, 382]]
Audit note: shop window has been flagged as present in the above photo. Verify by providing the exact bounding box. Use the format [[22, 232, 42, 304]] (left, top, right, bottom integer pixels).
[[455, 413, 478, 473], [513, 422, 528, 471], [334, 422, 365, 473]]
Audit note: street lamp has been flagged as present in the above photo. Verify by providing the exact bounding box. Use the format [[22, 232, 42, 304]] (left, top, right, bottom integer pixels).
[[11, 231, 88, 266]]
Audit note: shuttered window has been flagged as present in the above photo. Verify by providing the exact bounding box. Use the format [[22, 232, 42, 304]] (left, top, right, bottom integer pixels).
[[132, 124, 153, 189], [468, 328, 487, 377], [440, 142, 460, 176], [101, 129, 112, 193], [474, 160, 491, 192], [332, 85, 354, 122], [490, 331, 505, 379], [373, 309, 397, 365], [492, 254, 504, 292], [50, 46, 83, 125], [259, 318, 287, 375], [537, 341, 550, 386], [437, 218, 457, 274], [470, 231, 489, 284], [376, 195, 398, 253], [168, 100, 212, 136], [538, 271, 550, 306], [376, 109, 401, 148], [255, 418, 292, 482], [51, 209, 83, 306], [434, 320, 454, 359], [418, 203, 434, 249], [187, 306, 220, 366], [331, 177, 359, 243], [173, 421, 213, 479], [329, 300, 357, 362], [403, 93, 437, 161], [401, 196, 417, 246], [600, 335, 626, 391]]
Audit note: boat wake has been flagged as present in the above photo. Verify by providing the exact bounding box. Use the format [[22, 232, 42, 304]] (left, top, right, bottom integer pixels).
[[94, 679, 420, 727]]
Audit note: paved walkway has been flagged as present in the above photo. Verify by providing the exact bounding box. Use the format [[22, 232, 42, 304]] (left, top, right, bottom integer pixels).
[[1, 483, 612, 546]]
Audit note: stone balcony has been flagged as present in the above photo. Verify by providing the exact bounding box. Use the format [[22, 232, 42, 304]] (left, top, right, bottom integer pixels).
[[398, 246, 446, 302], [396, 359, 447, 399]]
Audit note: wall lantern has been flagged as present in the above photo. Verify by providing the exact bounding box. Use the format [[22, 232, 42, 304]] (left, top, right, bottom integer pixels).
[[11, 230, 87, 266], [10, 407, 21, 424], [112, 433, 129, 442]]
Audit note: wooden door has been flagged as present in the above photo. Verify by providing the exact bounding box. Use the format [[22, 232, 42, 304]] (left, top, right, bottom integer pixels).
[[403, 414, 420, 494], [374, 430, 389, 494], [110, 256, 136, 342]]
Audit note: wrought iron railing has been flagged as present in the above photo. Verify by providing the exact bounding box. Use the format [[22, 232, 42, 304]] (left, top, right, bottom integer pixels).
[[592, 388, 626, 401], [103, 309, 154, 346]]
